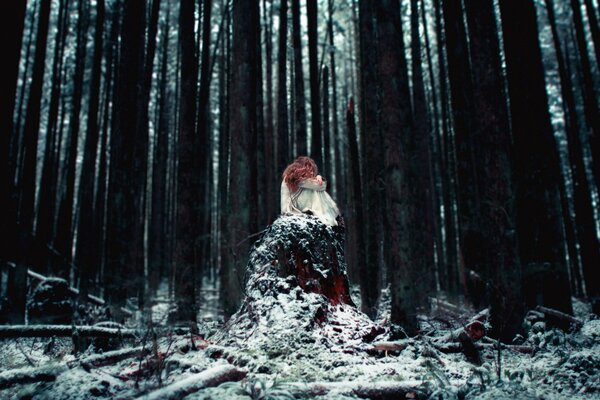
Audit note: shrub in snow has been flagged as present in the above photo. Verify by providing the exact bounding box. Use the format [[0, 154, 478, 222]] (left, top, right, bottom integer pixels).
[[27, 278, 73, 325]]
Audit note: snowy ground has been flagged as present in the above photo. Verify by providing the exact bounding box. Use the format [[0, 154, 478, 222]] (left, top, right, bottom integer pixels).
[[0, 282, 598, 399]]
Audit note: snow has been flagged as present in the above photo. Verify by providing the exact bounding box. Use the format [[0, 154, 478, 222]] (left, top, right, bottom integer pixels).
[[0, 215, 599, 399]]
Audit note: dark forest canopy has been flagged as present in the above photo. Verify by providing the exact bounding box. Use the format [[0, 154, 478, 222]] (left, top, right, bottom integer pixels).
[[2, 0, 600, 339]]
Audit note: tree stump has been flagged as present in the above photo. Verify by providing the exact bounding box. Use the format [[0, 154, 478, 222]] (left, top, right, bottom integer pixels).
[[217, 215, 384, 351]]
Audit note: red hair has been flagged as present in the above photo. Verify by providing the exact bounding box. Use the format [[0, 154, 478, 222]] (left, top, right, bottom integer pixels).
[[283, 156, 318, 192]]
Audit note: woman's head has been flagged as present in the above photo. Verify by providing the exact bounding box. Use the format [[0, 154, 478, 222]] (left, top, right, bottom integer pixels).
[[283, 156, 318, 192]]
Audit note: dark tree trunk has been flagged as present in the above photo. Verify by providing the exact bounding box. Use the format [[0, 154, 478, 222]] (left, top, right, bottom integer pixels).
[[421, 0, 446, 292], [173, 0, 200, 325], [358, 0, 382, 320], [218, 2, 231, 308], [12, 0, 52, 324], [150, 4, 172, 294], [105, 0, 147, 319], [76, 0, 105, 301], [570, 0, 600, 190], [36, 0, 71, 275], [224, 0, 259, 317], [276, 0, 289, 174], [442, 0, 476, 304], [97, 2, 121, 301], [54, 0, 91, 280], [583, 0, 600, 72], [548, 0, 600, 310], [262, 0, 276, 224], [196, 0, 213, 293], [435, 0, 461, 297], [499, 0, 573, 326], [0, 1, 27, 323], [291, 0, 307, 155], [345, 97, 366, 310], [322, 67, 331, 181], [328, 0, 343, 203], [372, 0, 417, 334], [410, 0, 435, 304], [256, 3, 266, 230], [462, 0, 524, 340], [307, 0, 322, 168]]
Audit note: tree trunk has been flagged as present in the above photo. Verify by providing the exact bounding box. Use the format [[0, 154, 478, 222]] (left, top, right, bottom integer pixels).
[[149, 4, 172, 294], [328, 0, 343, 203], [12, 0, 52, 324], [462, 0, 524, 340], [276, 0, 289, 174], [499, 0, 572, 327], [76, 0, 105, 302], [307, 0, 322, 168], [291, 0, 307, 155], [410, 0, 435, 304], [570, 0, 600, 190], [262, 0, 276, 224], [372, 0, 417, 334], [435, 0, 461, 297], [36, 0, 71, 275], [358, 0, 382, 320], [322, 67, 331, 181], [105, 0, 147, 319], [54, 0, 91, 280], [173, 0, 200, 325], [224, 0, 259, 317]]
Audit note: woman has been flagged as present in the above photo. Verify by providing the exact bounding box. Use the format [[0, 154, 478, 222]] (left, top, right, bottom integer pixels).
[[280, 156, 341, 226]]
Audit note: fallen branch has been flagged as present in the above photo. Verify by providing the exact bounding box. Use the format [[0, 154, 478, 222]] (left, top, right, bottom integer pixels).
[[289, 380, 428, 399], [368, 340, 411, 353], [435, 342, 534, 354], [0, 325, 137, 339], [536, 306, 583, 328], [0, 364, 68, 390], [74, 346, 151, 370], [136, 364, 247, 400]]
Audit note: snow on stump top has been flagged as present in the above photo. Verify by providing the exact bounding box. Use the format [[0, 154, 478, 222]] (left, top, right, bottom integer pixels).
[[216, 214, 385, 352]]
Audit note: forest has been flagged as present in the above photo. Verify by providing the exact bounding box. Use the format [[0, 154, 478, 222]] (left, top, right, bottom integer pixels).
[[1, 0, 599, 398]]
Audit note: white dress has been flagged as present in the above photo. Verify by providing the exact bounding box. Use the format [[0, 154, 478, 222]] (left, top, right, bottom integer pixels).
[[280, 179, 340, 226]]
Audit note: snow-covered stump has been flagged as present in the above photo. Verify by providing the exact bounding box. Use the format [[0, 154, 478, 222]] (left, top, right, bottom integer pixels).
[[216, 215, 385, 355]]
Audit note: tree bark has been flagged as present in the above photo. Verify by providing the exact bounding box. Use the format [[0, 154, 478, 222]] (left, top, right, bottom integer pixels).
[[105, 0, 147, 318], [373, 0, 417, 334], [291, 0, 307, 155], [12, 0, 52, 324], [224, 0, 259, 317], [358, 0, 382, 320], [499, 0, 572, 328], [173, 0, 200, 325], [0, 325, 137, 339], [570, 0, 600, 190], [307, 0, 322, 168], [276, 0, 290, 174], [76, 0, 105, 302], [54, 0, 91, 280], [410, 0, 436, 304]]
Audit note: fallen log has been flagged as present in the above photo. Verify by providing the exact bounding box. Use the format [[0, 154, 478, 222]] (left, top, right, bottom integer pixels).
[[136, 364, 247, 400], [75, 346, 151, 370], [536, 306, 583, 328], [289, 380, 428, 399], [435, 342, 535, 354], [0, 325, 137, 339], [0, 364, 68, 390]]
